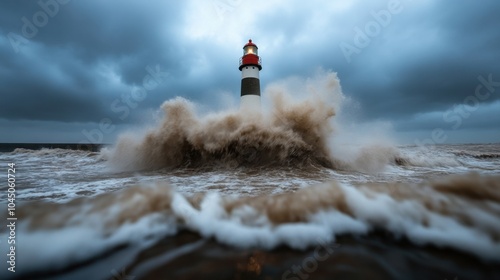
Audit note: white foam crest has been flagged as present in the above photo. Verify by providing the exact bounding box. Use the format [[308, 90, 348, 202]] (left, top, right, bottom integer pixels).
[[169, 180, 500, 260], [339, 183, 500, 260], [171, 191, 340, 250], [0, 208, 177, 277], [408, 212, 497, 258]]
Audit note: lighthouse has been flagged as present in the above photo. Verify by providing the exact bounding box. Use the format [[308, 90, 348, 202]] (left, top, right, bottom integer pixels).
[[239, 39, 262, 111]]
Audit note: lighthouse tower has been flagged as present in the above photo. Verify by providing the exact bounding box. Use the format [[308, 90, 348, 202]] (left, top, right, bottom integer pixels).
[[239, 39, 262, 111]]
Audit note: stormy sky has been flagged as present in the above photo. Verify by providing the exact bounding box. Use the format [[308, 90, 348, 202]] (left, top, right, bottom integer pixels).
[[0, 0, 499, 144]]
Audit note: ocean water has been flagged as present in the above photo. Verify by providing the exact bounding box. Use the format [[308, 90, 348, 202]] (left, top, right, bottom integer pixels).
[[1, 71, 499, 280]]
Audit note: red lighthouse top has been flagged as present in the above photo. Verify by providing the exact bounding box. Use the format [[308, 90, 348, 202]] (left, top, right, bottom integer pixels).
[[239, 39, 262, 71], [244, 39, 257, 48]]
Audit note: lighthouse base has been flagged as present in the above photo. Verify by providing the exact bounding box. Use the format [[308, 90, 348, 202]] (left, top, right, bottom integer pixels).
[[240, 95, 261, 112]]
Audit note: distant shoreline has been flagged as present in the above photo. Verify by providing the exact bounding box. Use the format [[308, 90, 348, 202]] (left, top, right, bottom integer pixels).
[[0, 143, 111, 153]]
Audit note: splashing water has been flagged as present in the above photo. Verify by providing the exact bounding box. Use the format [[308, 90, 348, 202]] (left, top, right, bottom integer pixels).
[[103, 70, 400, 173]]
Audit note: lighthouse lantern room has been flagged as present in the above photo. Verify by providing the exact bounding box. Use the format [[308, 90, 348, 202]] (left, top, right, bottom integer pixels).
[[239, 39, 262, 111]]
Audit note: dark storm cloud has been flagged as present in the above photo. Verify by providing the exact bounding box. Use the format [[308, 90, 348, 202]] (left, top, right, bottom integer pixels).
[[0, 41, 109, 122], [244, 0, 500, 123], [0, 0, 189, 124], [0, 0, 499, 143], [331, 0, 500, 123]]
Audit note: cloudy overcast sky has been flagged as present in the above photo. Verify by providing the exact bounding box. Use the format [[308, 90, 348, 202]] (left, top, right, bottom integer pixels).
[[0, 0, 499, 144]]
